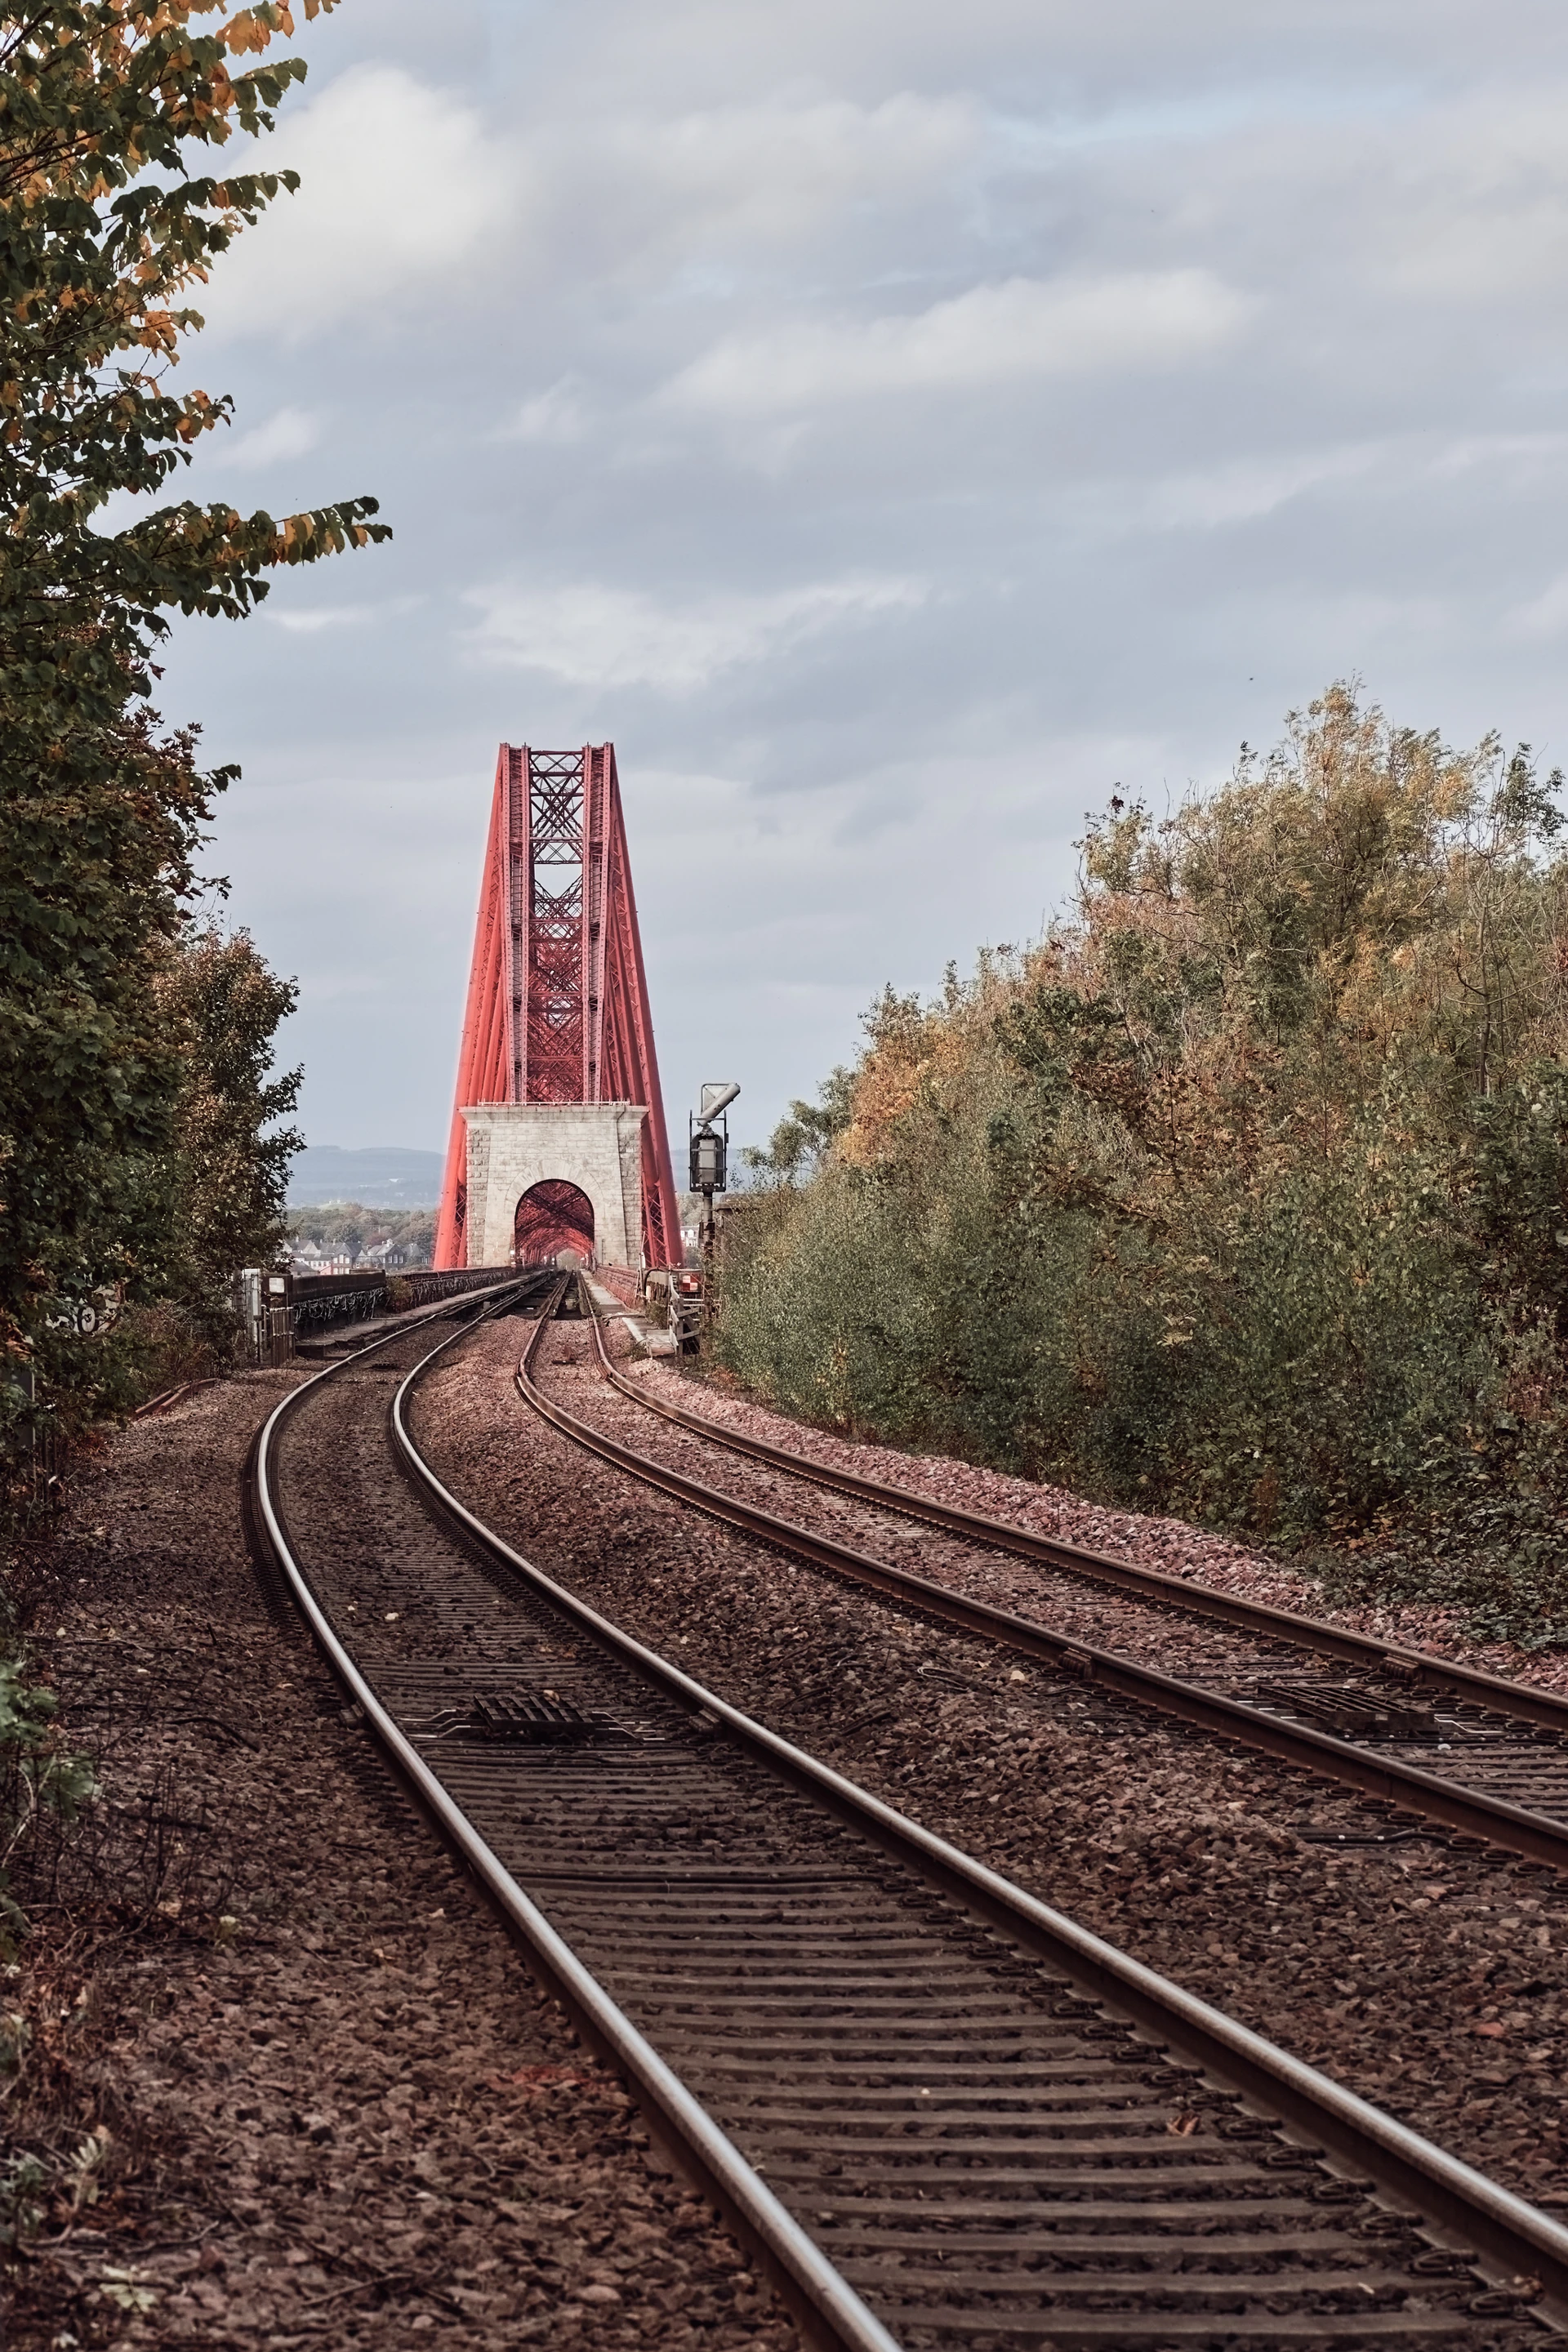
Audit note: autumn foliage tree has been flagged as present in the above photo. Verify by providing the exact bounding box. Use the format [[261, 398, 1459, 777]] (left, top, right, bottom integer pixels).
[[0, 2, 386, 1481], [720, 688, 1568, 1645]]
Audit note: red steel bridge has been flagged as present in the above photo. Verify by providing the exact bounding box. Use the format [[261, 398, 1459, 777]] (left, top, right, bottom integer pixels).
[[433, 744, 681, 1272]]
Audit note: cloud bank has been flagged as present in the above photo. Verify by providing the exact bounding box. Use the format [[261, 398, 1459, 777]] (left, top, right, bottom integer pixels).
[[668, 272, 1246, 416], [149, 0, 1568, 1164]]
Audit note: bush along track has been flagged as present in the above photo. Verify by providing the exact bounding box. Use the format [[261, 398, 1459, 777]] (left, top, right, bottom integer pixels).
[[716, 688, 1568, 1647]]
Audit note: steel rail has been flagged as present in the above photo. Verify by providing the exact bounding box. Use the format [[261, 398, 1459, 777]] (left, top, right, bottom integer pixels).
[[514, 1309, 1568, 1873], [589, 1307, 1568, 1738], [381, 1302, 1568, 2323], [250, 1284, 900, 2352]]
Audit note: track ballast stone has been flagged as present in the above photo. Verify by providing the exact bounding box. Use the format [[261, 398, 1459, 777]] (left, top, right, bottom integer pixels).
[[7, 1359, 801, 2351], [410, 1316, 1568, 2234]]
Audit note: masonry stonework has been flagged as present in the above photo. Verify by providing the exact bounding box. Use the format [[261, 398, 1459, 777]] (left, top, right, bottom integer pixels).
[[461, 1102, 648, 1269]]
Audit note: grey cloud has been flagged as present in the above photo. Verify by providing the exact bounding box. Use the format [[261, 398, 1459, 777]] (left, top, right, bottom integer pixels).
[[462, 576, 930, 692], [147, 0, 1568, 1166], [225, 405, 322, 470], [662, 272, 1247, 418]]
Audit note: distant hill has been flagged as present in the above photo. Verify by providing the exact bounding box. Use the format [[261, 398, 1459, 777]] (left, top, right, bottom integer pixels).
[[287, 1146, 445, 1209]]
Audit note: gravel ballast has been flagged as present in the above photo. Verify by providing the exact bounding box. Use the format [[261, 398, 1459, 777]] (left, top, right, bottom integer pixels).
[[633, 1352, 1568, 1699], [7, 1357, 801, 2351], [551, 1326, 1568, 1833], [409, 1312, 1568, 2229]]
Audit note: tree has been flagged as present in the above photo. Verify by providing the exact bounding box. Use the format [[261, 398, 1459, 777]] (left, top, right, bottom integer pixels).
[[741, 1066, 857, 1185], [715, 689, 1568, 1643], [149, 921, 301, 1315], [0, 2, 387, 1475]]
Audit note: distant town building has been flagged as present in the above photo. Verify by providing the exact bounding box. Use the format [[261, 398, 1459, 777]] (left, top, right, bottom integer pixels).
[[288, 1243, 354, 1276]]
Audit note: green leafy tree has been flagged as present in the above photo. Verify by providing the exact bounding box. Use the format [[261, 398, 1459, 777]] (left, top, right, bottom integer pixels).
[[149, 920, 301, 1312], [0, 2, 387, 1474], [741, 1065, 857, 1185]]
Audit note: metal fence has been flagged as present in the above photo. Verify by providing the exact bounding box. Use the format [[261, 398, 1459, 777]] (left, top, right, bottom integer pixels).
[[239, 1266, 514, 1366]]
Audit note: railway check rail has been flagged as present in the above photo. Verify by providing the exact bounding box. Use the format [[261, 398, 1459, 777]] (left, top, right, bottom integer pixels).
[[246, 1278, 1568, 2346]]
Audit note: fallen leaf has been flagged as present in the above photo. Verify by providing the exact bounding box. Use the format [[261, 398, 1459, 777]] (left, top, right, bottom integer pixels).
[[99, 2270, 159, 2314], [484, 2064, 598, 2096]]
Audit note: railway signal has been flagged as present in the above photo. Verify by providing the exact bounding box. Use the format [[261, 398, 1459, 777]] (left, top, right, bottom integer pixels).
[[689, 1081, 737, 1195], [689, 1083, 738, 1345]]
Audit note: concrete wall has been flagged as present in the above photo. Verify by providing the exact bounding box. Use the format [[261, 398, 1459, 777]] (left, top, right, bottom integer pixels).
[[461, 1102, 647, 1268]]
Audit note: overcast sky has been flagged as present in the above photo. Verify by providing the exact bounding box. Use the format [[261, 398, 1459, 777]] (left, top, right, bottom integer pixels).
[[149, 0, 1568, 1160]]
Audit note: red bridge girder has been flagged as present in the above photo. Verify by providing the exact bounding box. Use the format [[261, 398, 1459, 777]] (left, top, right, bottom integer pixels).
[[433, 744, 681, 1272]]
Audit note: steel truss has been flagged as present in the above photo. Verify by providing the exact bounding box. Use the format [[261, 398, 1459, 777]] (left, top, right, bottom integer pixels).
[[434, 745, 681, 1271]]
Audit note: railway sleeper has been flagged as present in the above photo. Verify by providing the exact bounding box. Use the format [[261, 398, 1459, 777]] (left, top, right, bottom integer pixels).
[[246, 1293, 1566, 2350]]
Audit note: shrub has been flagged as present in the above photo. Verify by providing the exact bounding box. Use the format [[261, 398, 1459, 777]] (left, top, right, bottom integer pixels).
[[717, 688, 1568, 1646]]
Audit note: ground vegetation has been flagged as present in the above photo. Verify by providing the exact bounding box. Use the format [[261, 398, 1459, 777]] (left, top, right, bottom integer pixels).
[[719, 687, 1568, 1646]]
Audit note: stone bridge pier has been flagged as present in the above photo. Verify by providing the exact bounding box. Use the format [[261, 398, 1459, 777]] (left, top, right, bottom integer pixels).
[[461, 1102, 647, 1270]]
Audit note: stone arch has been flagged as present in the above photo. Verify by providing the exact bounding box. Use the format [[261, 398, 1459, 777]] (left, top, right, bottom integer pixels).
[[462, 1103, 646, 1272], [514, 1178, 595, 1267]]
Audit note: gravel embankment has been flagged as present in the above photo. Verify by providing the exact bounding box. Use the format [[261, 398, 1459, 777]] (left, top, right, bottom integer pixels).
[[571, 1349, 1352, 1694], [556, 1332, 1568, 1841], [412, 1313, 1568, 2224], [7, 1365, 800, 2351], [631, 1352, 1568, 1697]]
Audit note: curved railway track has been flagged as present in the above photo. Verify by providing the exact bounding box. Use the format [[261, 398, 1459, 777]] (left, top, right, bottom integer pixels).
[[248, 1278, 1568, 2347], [510, 1294, 1568, 1878]]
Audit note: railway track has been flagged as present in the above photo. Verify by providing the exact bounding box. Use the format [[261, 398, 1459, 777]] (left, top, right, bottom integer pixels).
[[511, 1293, 1568, 1878], [250, 1278, 1568, 2347]]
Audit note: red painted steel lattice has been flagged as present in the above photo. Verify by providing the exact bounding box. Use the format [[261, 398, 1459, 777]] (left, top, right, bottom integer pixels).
[[514, 1178, 596, 1265], [434, 745, 681, 1272]]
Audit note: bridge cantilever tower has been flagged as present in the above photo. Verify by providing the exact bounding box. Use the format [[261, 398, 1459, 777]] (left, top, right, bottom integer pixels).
[[433, 744, 681, 1274]]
